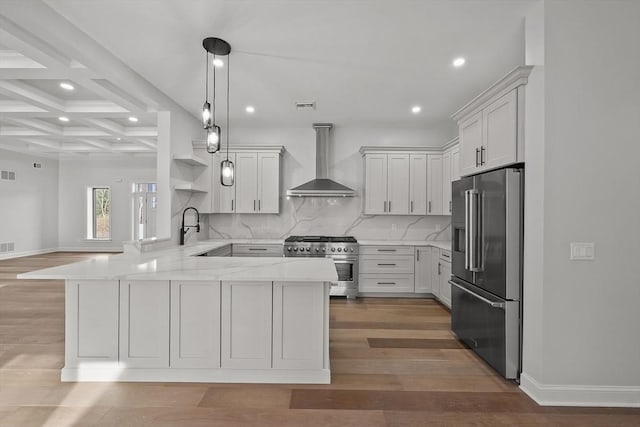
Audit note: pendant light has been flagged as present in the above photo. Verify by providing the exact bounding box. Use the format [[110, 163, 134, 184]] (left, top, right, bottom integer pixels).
[[220, 51, 234, 186], [202, 38, 230, 153]]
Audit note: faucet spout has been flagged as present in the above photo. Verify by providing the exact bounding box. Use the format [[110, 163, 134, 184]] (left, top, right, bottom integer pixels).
[[180, 206, 201, 246]]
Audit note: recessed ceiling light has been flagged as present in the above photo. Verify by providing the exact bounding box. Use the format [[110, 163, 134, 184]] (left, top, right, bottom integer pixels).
[[59, 82, 75, 91], [212, 58, 224, 68], [116, 137, 121, 141], [245, 106, 255, 114], [453, 57, 466, 68], [128, 116, 138, 122], [58, 116, 70, 122], [411, 106, 421, 114]]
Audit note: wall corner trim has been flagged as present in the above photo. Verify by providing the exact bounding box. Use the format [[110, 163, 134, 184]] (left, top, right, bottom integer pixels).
[[520, 372, 640, 408]]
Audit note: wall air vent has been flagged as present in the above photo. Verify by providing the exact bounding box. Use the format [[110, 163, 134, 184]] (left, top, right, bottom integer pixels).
[[295, 101, 316, 111]]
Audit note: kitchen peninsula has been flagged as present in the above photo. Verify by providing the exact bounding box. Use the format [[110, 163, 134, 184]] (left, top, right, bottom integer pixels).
[[18, 242, 337, 384]]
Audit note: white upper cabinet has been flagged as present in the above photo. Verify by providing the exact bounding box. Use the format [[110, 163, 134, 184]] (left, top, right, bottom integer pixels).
[[235, 152, 259, 213], [215, 152, 236, 213], [442, 150, 452, 215], [451, 146, 460, 181], [387, 154, 410, 215], [409, 154, 427, 215], [427, 154, 443, 215], [257, 153, 280, 213], [452, 66, 532, 177], [364, 154, 388, 215]]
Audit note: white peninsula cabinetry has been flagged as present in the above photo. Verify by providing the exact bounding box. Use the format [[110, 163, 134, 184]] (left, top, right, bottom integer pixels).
[[452, 66, 532, 177]]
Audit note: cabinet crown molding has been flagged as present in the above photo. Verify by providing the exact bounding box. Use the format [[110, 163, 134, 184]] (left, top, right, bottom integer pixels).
[[451, 65, 533, 122], [192, 142, 285, 155], [359, 146, 448, 156]]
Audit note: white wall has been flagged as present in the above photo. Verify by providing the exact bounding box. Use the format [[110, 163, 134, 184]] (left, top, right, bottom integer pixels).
[[0, 149, 59, 258], [521, 0, 640, 406], [205, 125, 455, 240], [57, 156, 156, 251]]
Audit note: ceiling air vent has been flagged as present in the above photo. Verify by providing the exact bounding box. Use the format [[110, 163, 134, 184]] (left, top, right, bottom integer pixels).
[[295, 101, 316, 111]]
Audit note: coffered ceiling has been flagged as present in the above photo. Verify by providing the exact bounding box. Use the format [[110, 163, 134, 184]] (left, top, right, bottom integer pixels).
[[0, 0, 536, 156]]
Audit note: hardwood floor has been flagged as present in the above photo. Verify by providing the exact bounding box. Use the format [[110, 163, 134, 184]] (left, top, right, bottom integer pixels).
[[1, 252, 638, 426]]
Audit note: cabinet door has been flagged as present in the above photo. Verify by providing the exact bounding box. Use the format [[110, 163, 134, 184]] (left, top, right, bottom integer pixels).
[[483, 89, 518, 170], [215, 152, 236, 213], [65, 280, 119, 367], [409, 154, 427, 215], [439, 261, 452, 308], [414, 247, 432, 293], [387, 154, 410, 215], [459, 112, 483, 176], [221, 281, 272, 369], [431, 250, 441, 299], [451, 147, 461, 181], [235, 152, 258, 213], [119, 280, 170, 368], [443, 150, 452, 215], [427, 155, 443, 215], [170, 281, 221, 369], [364, 154, 388, 214], [273, 282, 324, 370], [257, 153, 280, 213]]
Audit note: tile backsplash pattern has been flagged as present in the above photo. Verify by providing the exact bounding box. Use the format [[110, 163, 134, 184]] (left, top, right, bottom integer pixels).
[[207, 197, 450, 241]]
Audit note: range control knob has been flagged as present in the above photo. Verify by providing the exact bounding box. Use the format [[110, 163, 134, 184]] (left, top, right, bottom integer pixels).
[[315, 248, 320, 252], [306, 247, 310, 252], [322, 248, 326, 252], [337, 247, 342, 252], [350, 248, 355, 252], [293, 247, 298, 252], [287, 247, 292, 252], [331, 247, 336, 252]]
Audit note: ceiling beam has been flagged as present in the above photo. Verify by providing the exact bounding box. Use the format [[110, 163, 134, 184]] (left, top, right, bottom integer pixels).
[[0, 80, 65, 112], [2, 117, 63, 135]]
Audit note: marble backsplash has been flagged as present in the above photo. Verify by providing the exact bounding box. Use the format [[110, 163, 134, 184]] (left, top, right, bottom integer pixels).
[[204, 197, 451, 241]]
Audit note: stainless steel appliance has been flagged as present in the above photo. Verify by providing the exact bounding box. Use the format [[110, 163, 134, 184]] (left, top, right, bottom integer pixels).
[[284, 236, 358, 298], [450, 166, 523, 380]]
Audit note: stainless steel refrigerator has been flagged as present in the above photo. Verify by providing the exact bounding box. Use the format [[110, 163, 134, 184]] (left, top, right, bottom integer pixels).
[[450, 166, 523, 380]]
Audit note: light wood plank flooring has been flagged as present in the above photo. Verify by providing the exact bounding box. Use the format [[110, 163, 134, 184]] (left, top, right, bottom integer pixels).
[[1, 252, 639, 426]]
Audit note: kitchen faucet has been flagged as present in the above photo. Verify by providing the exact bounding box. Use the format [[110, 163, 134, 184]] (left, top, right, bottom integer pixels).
[[180, 207, 200, 245]]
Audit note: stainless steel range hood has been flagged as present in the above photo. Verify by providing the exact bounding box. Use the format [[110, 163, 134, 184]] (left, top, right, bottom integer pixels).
[[287, 123, 356, 197]]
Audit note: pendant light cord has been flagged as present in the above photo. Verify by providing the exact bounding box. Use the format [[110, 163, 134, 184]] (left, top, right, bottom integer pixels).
[[226, 53, 230, 160], [205, 51, 209, 103], [212, 53, 216, 122]]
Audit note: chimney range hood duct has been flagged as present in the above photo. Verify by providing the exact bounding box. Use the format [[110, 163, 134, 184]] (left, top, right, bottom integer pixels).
[[287, 123, 356, 197]]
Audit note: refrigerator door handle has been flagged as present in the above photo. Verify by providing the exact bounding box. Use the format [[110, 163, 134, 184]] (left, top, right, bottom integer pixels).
[[464, 190, 470, 270], [468, 188, 480, 272], [449, 281, 505, 309]]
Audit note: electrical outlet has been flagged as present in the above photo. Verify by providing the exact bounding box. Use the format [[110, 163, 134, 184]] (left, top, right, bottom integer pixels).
[[8, 171, 15, 180], [33, 163, 42, 168], [1, 170, 7, 180], [0, 243, 7, 253], [570, 242, 595, 260]]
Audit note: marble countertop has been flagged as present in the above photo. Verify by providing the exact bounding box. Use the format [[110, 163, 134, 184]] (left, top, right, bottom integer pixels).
[[18, 241, 337, 282], [358, 240, 451, 251]]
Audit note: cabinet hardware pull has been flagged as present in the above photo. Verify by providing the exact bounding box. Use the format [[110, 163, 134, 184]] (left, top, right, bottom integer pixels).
[[231, 200, 234, 211], [383, 201, 387, 212], [377, 282, 396, 285], [388, 201, 391, 212], [253, 200, 256, 211], [258, 200, 261, 211], [442, 253, 450, 259], [428, 201, 431, 213], [449, 200, 452, 213], [377, 263, 396, 266], [475, 148, 480, 167], [480, 146, 486, 165], [249, 248, 267, 251], [378, 249, 396, 252], [411, 201, 414, 212], [416, 250, 420, 261], [438, 262, 441, 274]]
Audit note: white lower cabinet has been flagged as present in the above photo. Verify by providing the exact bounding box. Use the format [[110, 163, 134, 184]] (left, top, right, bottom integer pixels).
[[430, 249, 452, 308], [273, 282, 325, 370], [414, 247, 432, 293], [221, 281, 272, 369], [439, 259, 452, 308], [119, 280, 170, 368], [65, 280, 119, 367], [170, 281, 221, 369]]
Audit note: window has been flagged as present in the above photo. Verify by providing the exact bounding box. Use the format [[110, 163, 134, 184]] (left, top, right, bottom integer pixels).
[[86, 187, 111, 240]]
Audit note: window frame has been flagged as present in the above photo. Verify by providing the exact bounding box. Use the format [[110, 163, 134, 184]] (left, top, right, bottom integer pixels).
[[86, 185, 112, 241]]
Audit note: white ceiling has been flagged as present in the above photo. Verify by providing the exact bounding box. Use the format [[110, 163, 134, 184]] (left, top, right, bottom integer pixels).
[[45, 0, 532, 130], [0, 0, 533, 156]]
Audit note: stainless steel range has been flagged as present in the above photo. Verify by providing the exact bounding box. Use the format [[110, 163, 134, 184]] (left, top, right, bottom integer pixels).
[[284, 236, 358, 298]]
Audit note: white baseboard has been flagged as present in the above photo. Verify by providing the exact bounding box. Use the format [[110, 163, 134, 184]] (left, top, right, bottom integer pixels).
[[520, 372, 640, 407], [0, 248, 57, 260], [56, 246, 123, 253], [61, 367, 331, 384]]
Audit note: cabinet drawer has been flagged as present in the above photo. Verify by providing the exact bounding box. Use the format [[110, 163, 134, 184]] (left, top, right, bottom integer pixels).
[[360, 246, 414, 256], [359, 274, 414, 293], [232, 244, 283, 257], [360, 255, 414, 274], [439, 249, 451, 263]]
